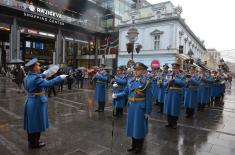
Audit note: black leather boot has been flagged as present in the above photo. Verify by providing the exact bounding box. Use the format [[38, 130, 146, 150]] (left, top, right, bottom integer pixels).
[[95, 102, 103, 112], [165, 115, 172, 127], [127, 138, 136, 152], [134, 139, 144, 154]]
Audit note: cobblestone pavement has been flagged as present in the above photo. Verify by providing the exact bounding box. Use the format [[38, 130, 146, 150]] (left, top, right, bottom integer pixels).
[[0, 78, 235, 155]]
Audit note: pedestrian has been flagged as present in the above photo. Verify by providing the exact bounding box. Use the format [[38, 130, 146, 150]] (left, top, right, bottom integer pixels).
[[67, 69, 73, 90], [23, 58, 67, 149], [48, 75, 57, 97], [84, 70, 89, 88], [57, 69, 64, 92], [14, 65, 25, 93], [76, 69, 84, 89], [164, 63, 185, 129], [93, 64, 108, 112], [112, 62, 152, 153]]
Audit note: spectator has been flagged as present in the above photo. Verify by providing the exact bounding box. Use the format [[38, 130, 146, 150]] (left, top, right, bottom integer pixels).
[[84, 70, 89, 88], [13, 65, 25, 93], [57, 69, 64, 92], [67, 69, 73, 90], [48, 75, 57, 97], [76, 69, 84, 89]]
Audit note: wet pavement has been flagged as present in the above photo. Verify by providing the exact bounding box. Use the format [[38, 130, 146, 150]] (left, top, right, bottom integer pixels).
[[0, 78, 235, 155]]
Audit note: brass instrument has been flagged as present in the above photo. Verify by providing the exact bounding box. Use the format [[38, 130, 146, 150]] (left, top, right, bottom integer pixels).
[[157, 77, 163, 88], [166, 74, 174, 92]]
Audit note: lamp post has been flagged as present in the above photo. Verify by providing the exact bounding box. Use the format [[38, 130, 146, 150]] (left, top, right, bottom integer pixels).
[[126, 25, 139, 60], [184, 49, 194, 71], [188, 49, 194, 64]]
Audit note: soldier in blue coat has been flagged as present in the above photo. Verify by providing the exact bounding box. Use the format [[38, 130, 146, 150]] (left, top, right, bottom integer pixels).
[[112, 66, 127, 117], [157, 64, 169, 113], [184, 66, 200, 118], [112, 62, 152, 153], [23, 58, 66, 149], [164, 63, 185, 128], [93, 64, 108, 112], [198, 68, 214, 110], [151, 66, 160, 105]]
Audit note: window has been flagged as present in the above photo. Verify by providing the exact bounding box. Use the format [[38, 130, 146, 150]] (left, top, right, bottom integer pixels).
[[154, 35, 160, 50]]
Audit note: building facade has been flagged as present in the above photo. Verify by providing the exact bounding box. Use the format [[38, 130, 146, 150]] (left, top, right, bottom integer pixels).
[[118, 1, 207, 68], [0, 0, 123, 69], [204, 49, 221, 70]]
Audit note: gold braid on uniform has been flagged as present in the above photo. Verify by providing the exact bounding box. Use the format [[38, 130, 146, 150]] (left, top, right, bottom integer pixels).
[[133, 80, 150, 95]]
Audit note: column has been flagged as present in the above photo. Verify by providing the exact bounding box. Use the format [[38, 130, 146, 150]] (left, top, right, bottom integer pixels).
[[55, 28, 62, 64], [10, 17, 20, 61], [62, 37, 65, 64], [95, 37, 100, 66]]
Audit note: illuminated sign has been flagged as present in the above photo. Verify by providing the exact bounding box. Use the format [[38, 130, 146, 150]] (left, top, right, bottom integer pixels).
[[27, 5, 62, 19], [23, 4, 64, 26]]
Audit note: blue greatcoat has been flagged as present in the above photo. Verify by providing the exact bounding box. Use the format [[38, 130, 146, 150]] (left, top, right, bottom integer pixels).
[[198, 76, 214, 104], [184, 75, 200, 108], [151, 77, 158, 101], [24, 71, 63, 134], [116, 78, 152, 139], [94, 71, 108, 102], [158, 72, 168, 103], [112, 74, 127, 108], [164, 74, 185, 116]]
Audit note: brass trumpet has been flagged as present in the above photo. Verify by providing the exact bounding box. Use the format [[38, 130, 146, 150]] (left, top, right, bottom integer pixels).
[[157, 78, 163, 88]]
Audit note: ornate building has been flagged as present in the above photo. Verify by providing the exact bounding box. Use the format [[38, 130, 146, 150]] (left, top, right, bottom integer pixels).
[[118, 1, 207, 68]]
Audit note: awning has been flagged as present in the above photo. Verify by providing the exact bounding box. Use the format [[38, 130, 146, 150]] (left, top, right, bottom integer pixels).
[[7, 59, 24, 64]]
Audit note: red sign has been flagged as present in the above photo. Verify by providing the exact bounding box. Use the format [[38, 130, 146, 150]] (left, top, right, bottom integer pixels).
[[151, 60, 160, 68]]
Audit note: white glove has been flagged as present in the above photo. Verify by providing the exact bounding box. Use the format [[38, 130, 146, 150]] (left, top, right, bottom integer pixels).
[[113, 82, 118, 88], [144, 114, 150, 119], [185, 78, 190, 83], [60, 74, 68, 79], [112, 93, 117, 99]]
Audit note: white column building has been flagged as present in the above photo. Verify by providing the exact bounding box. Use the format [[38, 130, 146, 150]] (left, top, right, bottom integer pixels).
[[118, 1, 207, 68]]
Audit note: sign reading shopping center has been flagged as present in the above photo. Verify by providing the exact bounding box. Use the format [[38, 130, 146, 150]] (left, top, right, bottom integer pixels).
[[24, 4, 64, 26]]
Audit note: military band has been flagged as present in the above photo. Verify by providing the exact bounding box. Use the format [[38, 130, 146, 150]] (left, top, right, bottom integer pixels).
[[22, 57, 228, 153]]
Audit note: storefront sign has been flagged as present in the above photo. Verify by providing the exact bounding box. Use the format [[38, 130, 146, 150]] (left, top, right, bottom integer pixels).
[[23, 4, 64, 26], [29, 5, 62, 19]]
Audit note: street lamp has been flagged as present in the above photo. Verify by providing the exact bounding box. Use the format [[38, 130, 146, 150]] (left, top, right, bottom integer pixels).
[[188, 49, 194, 64], [184, 49, 194, 71], [126, 26, 139, 60]]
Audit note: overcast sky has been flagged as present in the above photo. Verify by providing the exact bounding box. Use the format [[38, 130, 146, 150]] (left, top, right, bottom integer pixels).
[[147, 0, 235, 62]]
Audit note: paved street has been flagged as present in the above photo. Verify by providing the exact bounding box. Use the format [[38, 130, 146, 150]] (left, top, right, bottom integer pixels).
[[0, 78, 235, 155]]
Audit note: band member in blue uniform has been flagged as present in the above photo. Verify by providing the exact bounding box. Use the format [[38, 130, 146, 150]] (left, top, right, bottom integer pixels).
[[93, 64, 108, 112], [164, 63, 185, 128], [184, 66, 200, 118], [198, 68, 214, 110], [112, 62, 152, 153], [151, 64, 160, 105], [23, 58, 66, 149], [112, 66, 127, 117], [157, 64, 169, 113]]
